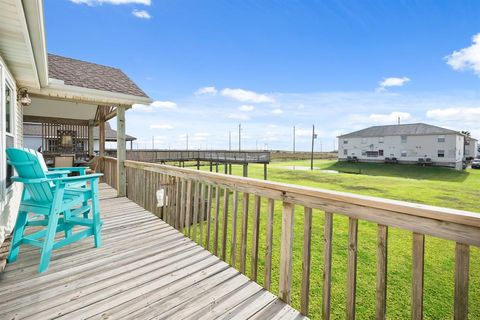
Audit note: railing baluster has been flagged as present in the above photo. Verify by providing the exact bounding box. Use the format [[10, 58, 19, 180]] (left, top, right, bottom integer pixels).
[[179, 179, 186, 232], [264, 198, 274, 291], [251, 195, 261, 281], [213, 186, 220, 255], [240, 192, 249, 274], [279, 201, 294, 304], [301, 206, 313, 315], [199, 183, 205, 246], [346, 217, 358, 320], [454, 243, 470, 320], [412, 233, 425, 320], [221, 187, 229, 261], [185, 180, 193, 237], [175, 177, 181, 230], [322, 211, 333, 320], [230, 190, 239, 266], [205, 184, 212, 250], [192, 181, 199, 242], [376, 225, 388, 320]]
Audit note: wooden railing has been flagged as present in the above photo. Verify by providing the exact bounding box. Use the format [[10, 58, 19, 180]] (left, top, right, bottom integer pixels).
[[100, 156, 118, 190], [101, 157, 479, 319]]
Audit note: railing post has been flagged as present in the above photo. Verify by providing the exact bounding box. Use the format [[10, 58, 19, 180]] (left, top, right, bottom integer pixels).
[[454, 243, 469, 320], [412, 233, 425, 320], [116, 106, 127, 197], [376, 225, 388, 320]]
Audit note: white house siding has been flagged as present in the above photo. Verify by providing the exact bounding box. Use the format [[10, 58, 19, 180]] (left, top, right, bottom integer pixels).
[[338, 134, 464, 169], [0, 55, 23, 246], [465, 139, 478, 159]]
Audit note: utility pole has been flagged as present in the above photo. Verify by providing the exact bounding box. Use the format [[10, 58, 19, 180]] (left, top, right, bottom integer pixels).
[[238, 124, 242, 151], [229, 131, 232, 151], [186, 134, 189, 150], [293, 126, 296, 153], [311, 124, 316, 171]]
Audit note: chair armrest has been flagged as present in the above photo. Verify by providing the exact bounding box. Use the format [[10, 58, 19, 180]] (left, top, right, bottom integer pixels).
[[11, 176, 49, 184], [45, 170, 71, 177], [49, 173, 104, 184], [49, 167, 89, 175]]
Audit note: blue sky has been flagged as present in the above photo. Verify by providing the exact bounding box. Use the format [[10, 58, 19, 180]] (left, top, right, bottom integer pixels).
[[46, 0, 480, 150]]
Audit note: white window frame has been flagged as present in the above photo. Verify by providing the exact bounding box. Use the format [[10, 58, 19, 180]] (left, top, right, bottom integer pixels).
[[401, 150, 407, 157], [437, 135, 445, 143], [0, 59, 17, 201], [379, 137, 384, 143], [438, 150, 445, 158], [401, 135, 407, 143]]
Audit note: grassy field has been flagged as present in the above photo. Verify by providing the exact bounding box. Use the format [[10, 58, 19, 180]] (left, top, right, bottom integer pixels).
[[191, 160, 480, 319]]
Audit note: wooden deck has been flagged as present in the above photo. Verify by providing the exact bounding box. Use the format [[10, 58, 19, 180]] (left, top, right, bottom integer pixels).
[[0, 184, 306, 320]]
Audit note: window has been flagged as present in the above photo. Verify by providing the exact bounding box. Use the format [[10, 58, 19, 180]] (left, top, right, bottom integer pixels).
[[401, 150, 407, 157], [401, 135, 407, 143], [437, 135, 445, 143], [361, 150, 366, 156], [343, 139, 348, 144], [361, 138, 367, 144], [343, 149, 348, 155], [366, 151, 379, 157], [379, 150, 384, 156], [4, 82, 14, 189], [438, 150, 445, 158], [379, 137, 384, 143]]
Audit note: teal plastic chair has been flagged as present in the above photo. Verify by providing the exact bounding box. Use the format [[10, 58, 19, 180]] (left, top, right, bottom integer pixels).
[[6, 148, 104, 273]]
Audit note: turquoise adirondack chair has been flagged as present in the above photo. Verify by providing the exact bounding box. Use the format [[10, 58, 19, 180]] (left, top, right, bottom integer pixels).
[[6, 148, 103, 273]]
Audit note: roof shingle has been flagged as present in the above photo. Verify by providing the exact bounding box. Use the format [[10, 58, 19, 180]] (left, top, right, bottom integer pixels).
[[48, 54, 148, 98], [339, 123, 462, 138]]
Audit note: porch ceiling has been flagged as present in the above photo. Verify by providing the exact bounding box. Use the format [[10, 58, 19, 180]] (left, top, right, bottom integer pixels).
[[24, 96, 98, 121]]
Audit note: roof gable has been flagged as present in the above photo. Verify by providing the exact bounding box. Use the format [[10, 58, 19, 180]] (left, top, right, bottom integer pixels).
[[48, 54, 148, 98]]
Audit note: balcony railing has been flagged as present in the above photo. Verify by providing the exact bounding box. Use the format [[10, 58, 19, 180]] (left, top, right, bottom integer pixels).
[[100, 156, 479, 319]]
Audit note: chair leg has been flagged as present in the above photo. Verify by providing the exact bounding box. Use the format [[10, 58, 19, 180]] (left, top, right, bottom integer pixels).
[[38, 211, 60, 273], [91, 182, 102, 248], [64, 209, 73, 238], [8, 211, 28, 263]]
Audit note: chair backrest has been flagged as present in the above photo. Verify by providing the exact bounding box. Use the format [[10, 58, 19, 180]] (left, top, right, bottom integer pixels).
[[6, 148, 54, 203], [54, 155, 74, 168], [21, 148, 49, 172]]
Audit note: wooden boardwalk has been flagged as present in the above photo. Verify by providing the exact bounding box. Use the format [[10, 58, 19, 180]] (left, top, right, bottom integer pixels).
[[0, 184, 306, 320]]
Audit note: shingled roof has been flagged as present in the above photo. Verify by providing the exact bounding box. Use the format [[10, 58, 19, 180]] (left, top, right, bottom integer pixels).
[[339, 123, 462, 138], [48, 54, 148, 98], [23, 122, 136, 141]]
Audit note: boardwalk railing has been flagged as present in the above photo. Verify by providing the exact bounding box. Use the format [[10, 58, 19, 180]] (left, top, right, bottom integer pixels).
[[100, 156, 118, 190], [100, 157, 479, 319]]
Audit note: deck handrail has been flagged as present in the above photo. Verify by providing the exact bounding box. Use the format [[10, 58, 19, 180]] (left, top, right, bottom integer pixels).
[[100, 157, 478, 319]]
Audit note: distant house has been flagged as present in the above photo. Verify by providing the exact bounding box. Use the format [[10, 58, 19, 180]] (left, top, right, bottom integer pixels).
[[465, 136, 479, 160], [23, 122, 137, 152], [338, 123, 476, 170]]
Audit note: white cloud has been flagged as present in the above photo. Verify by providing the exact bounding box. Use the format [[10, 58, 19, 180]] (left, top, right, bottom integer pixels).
[[347, 111, 412, 126], [426, 107, 480, 122], [151, 100, 177, 109], [195, 86, 218, 95], [377, 77, 411, 92], [221, 88, 274, 103], [132, 9, 151, 19], [192, 132, 210, 141], [445, 33, 480, 77], [132, 100, 177, 112], [271, 108, 284, 114], [70, 0, 151, 5], [150, 124, 173, 129], [238, 105, 255, 112], [227, 113, 250, 121]]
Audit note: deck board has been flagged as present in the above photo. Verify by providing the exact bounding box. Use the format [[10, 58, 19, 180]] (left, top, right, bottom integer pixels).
[[0, 184, 307, 320]]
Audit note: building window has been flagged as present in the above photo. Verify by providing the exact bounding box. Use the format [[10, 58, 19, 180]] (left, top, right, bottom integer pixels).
[[343, 149, 348, 155], [379, 137, 384, 143], [437, 135, 445, 143], [401, 135, 407, 143], [438, 150, 445, 158], [361, 138, 367, 144], [361, 150, 366, 156], [379, 150, 384, 156], [366, 151, 379, 157], [343, 139, 348, 144], [401, 150, 407, 157]]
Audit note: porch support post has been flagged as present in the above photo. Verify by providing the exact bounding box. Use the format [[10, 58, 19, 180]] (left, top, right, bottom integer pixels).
[[116, 106, 127, 197], [88, 120, 94, 156], [99, 112, 106, 157]]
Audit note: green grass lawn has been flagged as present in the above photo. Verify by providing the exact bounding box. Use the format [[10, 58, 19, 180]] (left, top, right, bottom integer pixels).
[[189, 160, 480, 319]]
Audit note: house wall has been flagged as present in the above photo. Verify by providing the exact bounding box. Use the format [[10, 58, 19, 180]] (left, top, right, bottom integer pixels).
[[465, 139, 478, 159], [0, 55, 23, 246], [338, 133, 464, 168]]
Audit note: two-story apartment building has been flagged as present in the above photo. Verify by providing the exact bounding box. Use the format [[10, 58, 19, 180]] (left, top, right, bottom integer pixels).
[[338, 123, 472, 170]]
